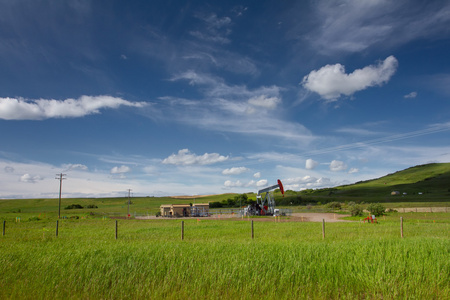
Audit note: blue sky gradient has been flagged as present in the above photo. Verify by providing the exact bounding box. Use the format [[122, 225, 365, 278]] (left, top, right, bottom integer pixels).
[[1, 0, 450, 198]]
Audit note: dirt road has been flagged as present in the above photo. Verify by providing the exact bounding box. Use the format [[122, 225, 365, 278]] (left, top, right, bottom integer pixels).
[[138, 212, 351, 222]]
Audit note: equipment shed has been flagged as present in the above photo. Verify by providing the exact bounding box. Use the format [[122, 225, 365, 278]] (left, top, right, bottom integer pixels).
[[160, 203, 209, 217]]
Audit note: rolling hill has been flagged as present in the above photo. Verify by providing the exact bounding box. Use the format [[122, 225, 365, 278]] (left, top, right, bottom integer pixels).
[[299, 162, 450, 203]]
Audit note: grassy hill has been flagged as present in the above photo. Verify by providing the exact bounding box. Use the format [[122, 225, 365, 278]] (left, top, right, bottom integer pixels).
[[299, 163, 450, 203]]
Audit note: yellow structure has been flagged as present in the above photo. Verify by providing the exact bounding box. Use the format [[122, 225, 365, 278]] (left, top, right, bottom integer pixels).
[[160, 203, 209, 217]]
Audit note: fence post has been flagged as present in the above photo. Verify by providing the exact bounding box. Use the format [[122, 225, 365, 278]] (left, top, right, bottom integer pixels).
[[251, 220, 254, 239], [322, 219, 325, 239], [181, 221, 184, 240], [115, 220, 118, 240], [400, 217, 403, 238], [2, 221, 5, 236], [56, 220, 59, 237]]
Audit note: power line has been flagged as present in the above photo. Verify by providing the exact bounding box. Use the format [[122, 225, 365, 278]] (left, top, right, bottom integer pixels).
[[127, 189, 132, 217], [55, 173, 67, 219]]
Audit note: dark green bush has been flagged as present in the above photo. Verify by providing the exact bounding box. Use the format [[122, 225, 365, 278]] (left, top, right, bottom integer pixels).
[[209, 201, 223, 208], [367, 203, 386, 217], [86, 204, 98, 209], [64, 204, 84, 210], [326, 202, 341, 210], [349, 204, 364, 216]]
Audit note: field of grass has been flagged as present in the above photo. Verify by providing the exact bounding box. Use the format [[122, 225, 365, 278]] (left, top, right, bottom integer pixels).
[[1, 212, 449, 299]]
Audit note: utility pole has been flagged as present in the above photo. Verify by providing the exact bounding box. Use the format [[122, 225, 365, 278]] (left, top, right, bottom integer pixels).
[[55, 173, 67, 219], [127, 189, 132, 217]]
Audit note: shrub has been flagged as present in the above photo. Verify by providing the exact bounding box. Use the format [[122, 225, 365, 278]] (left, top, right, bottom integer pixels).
[[367, 203, 386, 217], [326, 202, 341, 210], [65, 204, 84, 210], [349, 204, 364, 217], [155, 211, 161, 217], [86, 204, 98, 209]]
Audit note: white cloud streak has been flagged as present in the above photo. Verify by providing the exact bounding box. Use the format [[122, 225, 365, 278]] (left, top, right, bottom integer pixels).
[[111, 165, 131, 174], [0, 95, 147, 120], [404, 91, 418, 99], [309, 0, 450, 54], [190, 13, 232, 44], [329, 160, 347, 172], [348, 168, 359, 174], [161, 72, 314, 144], [63, 164, 88, 171], [162, 149, 229, 166], [20, 173, 43, 183], [222, 167, 249, 175], [224, 179, 267, 189], [302, 56, 398, 100], [283, 176, 332, 191]]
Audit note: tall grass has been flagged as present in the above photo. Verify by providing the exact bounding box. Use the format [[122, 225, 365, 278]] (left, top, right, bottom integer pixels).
[[1, 217, 449, 299]]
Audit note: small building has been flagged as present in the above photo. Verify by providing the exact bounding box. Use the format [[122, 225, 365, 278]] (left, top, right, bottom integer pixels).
[[160, 203, 209, 217], [160, 204, 172, 217], [191, 203, 209, 217]]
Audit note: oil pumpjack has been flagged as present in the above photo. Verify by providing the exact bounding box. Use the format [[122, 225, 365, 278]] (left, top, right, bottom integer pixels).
[[245, 179, 284, 216]]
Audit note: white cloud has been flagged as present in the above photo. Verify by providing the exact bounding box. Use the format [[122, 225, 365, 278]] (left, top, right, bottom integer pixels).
[[248, 95, 281, 110], [190, 13, 232, 44], [256, 179, 268, 187], [0, 95, 147, 120], [111, 165, 131, 174], [223, 178, 268, 189], [404, 91, 417, 99], [253, 172, 261, 178], [305, 158, 319, 170], [222, 167, 249, 175], [158, 69, 315, 151], [309, 1, 450, 54], [20, 173, 43, 183], [283, 176, 332, 191], [63, 164, 88, 171], [224, 180, 244, 188], [302, 56, 398, 100], [335, 127, 382, 136], [329, 160, 347, 172], [348, 168, 359, 174], [162, 149, 229, 166]]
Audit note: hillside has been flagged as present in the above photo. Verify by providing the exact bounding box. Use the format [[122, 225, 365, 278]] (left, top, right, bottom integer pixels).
[[299, 163, 450, 203]]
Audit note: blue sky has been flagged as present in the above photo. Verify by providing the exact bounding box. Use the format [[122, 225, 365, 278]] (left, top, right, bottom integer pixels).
[[1, 0, 450, 199]]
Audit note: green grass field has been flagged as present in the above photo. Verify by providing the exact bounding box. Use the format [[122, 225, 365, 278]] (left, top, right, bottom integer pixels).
[[1, 162, 449, 299], [1, 212, 449, 299]]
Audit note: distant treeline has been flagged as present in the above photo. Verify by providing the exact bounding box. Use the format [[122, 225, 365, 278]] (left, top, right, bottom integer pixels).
[[209, 192, 318, 208]]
